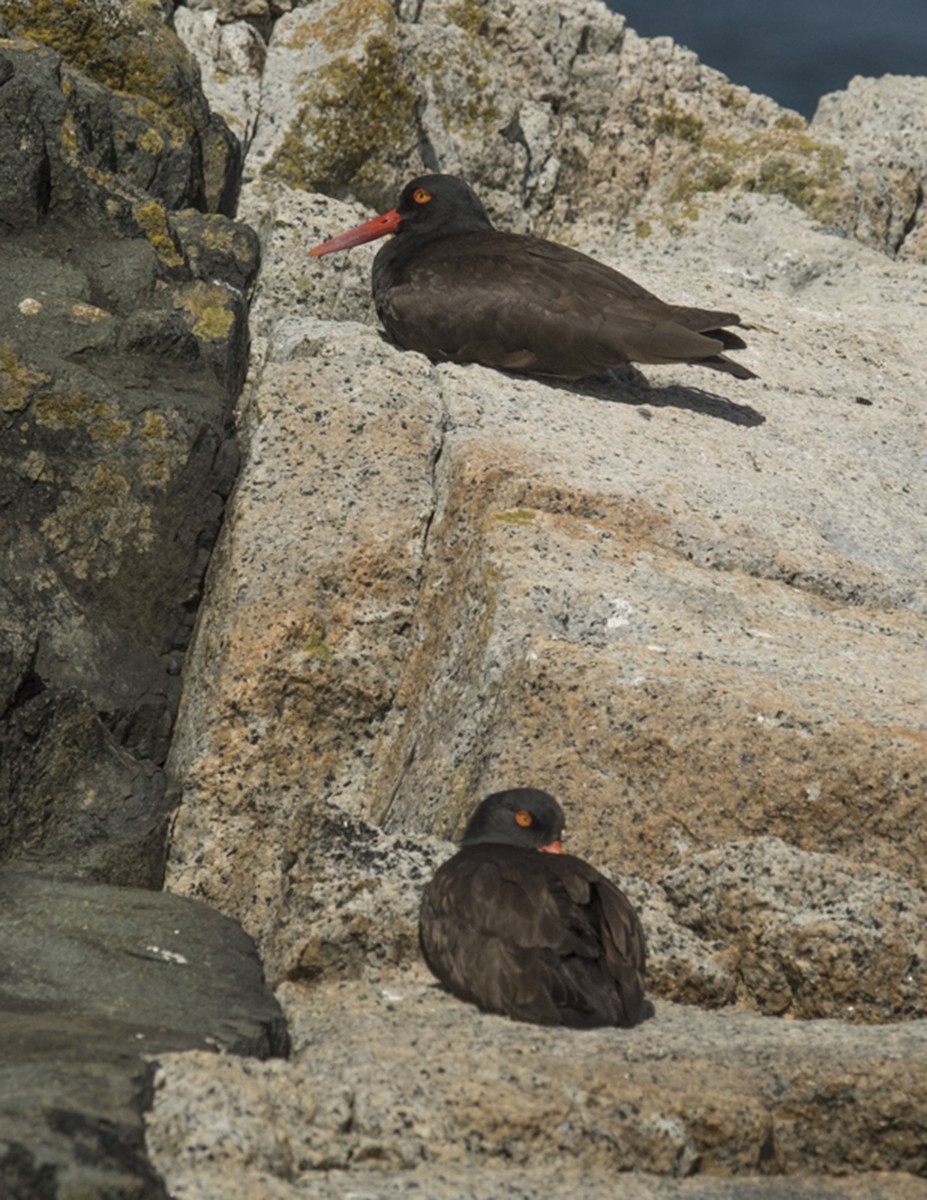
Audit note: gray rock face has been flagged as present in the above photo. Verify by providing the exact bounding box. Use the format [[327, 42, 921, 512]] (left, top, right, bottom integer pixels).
[[812, 74, 927, 260], [0, 870, 288, 1200], [174, 6, 266, 151], [662, 838, 927, 1021], [147, 976, 927, 1197]]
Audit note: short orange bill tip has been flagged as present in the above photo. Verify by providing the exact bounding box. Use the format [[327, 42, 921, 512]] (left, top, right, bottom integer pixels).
[[539, 839, 564, 855]]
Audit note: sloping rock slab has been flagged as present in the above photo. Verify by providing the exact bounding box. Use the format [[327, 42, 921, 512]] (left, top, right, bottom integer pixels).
[[0, 871, 288, 1200], [146, 971, 927, 1197]]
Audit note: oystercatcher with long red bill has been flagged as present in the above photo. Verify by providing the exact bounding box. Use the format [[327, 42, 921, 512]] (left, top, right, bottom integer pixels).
[[418, 788, 647, 1028], [310, 174, 756, 382]]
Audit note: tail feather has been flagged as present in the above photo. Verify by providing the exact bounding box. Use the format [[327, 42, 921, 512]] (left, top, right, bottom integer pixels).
[[700, 354, 758, 380], [667, 306, 755, 376]]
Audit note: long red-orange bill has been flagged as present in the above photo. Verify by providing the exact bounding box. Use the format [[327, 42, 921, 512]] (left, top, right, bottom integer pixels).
[[309, 208, 402, 257], [539, 839, 564, 855]]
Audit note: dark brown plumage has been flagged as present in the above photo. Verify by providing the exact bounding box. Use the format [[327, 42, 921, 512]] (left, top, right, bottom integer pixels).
[[419, 788, 647, 1028], [310, 174, 756, 382]]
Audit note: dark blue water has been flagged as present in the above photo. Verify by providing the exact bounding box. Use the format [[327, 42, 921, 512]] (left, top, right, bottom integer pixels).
[[607, 0, 927, 117]]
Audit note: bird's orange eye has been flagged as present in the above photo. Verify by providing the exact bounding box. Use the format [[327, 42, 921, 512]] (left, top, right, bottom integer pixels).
[[413, 188, 432, 205], [515, 810, 533, 828]]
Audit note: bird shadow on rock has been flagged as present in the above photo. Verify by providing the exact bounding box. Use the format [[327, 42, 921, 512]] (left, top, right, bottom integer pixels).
[[555, 367, 767, 428], [377, 337, 765, 427]]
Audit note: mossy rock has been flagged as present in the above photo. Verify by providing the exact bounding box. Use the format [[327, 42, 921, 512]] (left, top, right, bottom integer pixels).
[[2, 0, 203, 142], [267, 35, 416, 201], [654, 102, 846, 225]]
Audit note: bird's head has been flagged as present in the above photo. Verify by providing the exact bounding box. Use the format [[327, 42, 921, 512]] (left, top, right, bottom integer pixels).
[[459, 788, 565, 853], [309, 174, 493, 258]]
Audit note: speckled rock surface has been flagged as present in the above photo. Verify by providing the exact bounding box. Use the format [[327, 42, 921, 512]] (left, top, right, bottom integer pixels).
[[166, 197, 927, 987], [174, 6, 266, 149], [811, 74, 927, 261], [661, 838, 927, 1021], [163, 185, 927, 1200], [146, 974, 927, 1196], [166, 0, 927, 1097], [210, 0, 842, 236]]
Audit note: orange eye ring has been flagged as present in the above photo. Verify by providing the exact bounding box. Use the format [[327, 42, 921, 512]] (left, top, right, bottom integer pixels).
[[515, 809, 533, 828], [413, 188, 432, 205]]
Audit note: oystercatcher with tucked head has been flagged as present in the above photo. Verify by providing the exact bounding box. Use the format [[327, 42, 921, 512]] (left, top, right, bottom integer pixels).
[[310, 174, 756, 382], [418, 788, 647, 1028]]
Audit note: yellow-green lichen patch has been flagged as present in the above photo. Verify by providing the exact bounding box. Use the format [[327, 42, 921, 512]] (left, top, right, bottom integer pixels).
[[138, 126, 166, 155], [139, 411, 169, 441], [417, 5, 499, 137], [494, 508, 537, 526], [476, 559, 502, 639], [285, 0, 397, 55], [654, 96, 706, 146], [138, 410, 178, 486], [773, 112, 808, 133], [22, 450, 53, 483], [718, 85, 749, 113], [302, 629, 335, 661], [0, 341, 51, 412], [184, 216, 249, 255], [178, 283, 236, 342], [40, 462, 152, 579], [664, 125, 846, 224], [446, 0, 489, 37], [439, 62, 500, 134], [34, 390, 130, 441], [130, 95, 187, 151], [268, 36, 415, 196], [133, 201, 185, 267], [59, 112, 81, 165]]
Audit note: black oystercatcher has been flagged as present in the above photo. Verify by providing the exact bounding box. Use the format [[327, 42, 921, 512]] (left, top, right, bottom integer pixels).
[[310, 174, 756, 381], [419, 788, 647, 1028]]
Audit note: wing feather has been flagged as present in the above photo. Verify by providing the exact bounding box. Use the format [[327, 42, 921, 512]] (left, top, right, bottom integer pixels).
[[419, 845, 647, 1028], [377, 232, 751, 379]]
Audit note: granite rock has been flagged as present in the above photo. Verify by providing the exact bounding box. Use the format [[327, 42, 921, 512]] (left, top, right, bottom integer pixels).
[[5, 0, 927, 1195], [159, 0, 927, 1192], [146, 976, 927, 1196], [174, 5, 266, 150], [662, 837, 927, 1021], [811, 74, 927, 261]]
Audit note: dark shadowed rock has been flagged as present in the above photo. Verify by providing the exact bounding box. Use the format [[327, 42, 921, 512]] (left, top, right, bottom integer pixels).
[[0, 870, 288, 1200], [0, 3, 284, 1196], [0, 690, 170, 887], [0, 0, 240, 218], [0, 13, 253, 885]]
